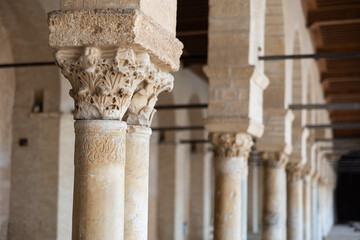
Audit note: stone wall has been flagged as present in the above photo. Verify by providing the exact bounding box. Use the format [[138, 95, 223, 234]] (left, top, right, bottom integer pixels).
[[0, 23, 15, 240]]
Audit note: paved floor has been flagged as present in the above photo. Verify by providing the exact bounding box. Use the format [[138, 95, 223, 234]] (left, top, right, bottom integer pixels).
[[327, 225, 360, 240], [247, 225, 360, 240]]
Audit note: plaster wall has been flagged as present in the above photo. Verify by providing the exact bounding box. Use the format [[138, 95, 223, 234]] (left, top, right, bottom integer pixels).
[[150, 66, 209, 240], [0, 23, 15, 239]]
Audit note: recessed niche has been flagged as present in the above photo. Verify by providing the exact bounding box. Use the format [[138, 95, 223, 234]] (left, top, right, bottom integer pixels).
[[32, 89, 44, 113], [19, 138, 28, 147]]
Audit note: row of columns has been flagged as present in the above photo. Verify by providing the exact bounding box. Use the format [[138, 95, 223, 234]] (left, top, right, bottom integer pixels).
[[46, 1, 336, 240], [48, 1, 183, 239]]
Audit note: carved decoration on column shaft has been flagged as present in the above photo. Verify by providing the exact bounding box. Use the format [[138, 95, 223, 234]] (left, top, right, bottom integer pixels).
[[262, 151, 289, 168], [286, 163, 304, 182], [209, 133, 253, 160], [123, 71, 174, 127], [55, 47, 156, 120]]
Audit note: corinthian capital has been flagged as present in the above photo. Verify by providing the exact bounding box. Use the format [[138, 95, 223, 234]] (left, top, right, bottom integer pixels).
[[286, 164, 304, 182], [209, 133, 253, 159], [262, 151, 289, 168], [55, 47, 155, 120], [124, 71, 174, 127]]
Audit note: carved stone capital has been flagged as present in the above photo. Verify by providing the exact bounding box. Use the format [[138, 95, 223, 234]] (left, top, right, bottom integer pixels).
[[55, 47, 160, 120], [262, 151, 289, 169], [286, 164, 304, 182], [124, 71, 174, 127], [209, 133, 253, 159]]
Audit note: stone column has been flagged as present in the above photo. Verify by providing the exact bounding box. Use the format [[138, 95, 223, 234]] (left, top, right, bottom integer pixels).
[[311, 177, 319, 240], [209, 133, 253, 240], [72, 120, 126, 239], [248, 146, 262, 234], [123, 62, 174, 240], [287, 167, 304, 240], [124, 126, 152, 240], [241, 164, 248, 240], [48, 5, 182, 239], [261, 152, 288, 240], [303, 174, 311, 240]]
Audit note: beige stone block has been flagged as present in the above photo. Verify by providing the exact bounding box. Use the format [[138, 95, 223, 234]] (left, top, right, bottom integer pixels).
[[264, 86, 284, 109], [265, 37, 285, 55], [231, 101, 249, 112], [209, 18, 250, 32], [209, 1, 250, 18], [265, 61, 285, 74], [204, 66, 229, 79], [209, 102, 226, 111], [209, 32, 249, 49], [61, 0, 177, 35], [48, 9, 183, 72], [265, 15, 284, 25], [209, 88, 222, 101], [239, 90, 250, 100], [221, 89, 238, 100], [266, 4, 283, 16], [209, 78, 231, 88], [265, 25, 284, 36], [208, 49, 249, 66], [232, 79, 250, 89], [230, 66, 254, 80]]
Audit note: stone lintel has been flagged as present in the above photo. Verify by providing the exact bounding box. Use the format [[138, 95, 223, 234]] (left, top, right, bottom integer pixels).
[[48, 8, 183, 72], [204, 117, 264, 138]]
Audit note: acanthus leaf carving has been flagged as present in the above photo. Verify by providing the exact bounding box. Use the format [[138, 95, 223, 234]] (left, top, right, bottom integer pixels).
[[262, 151, 289, 168], [123, 70, 174, 127], [56, 47, 154, 120], [209, 133, 253, 159]]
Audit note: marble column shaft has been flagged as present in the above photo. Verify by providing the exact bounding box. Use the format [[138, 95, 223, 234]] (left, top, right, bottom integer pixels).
[[287, 168, 304, 240], [303, 175, 311, 240], [210, 133, 253, 240], [73, 120, 127, 239], [124, 125, 152, 240], [241, 165, 248, 240], [261, 152, 288, 240], [248, 160, 260, 234]]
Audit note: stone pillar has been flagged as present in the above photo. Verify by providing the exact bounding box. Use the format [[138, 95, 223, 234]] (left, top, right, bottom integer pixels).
[[311, 178, 319, 240], [123, 57, 174, 240], [48, 4, 182, 239], [124, 126, 152, 240], [303, 175, 311, 240], [72, 120, 126, 239], [287, 167, 304, 240], [248, 146, 262, 234], [241, 164, 248, 240], [261, 152, 288, 240], [209, 133, 253, 240]]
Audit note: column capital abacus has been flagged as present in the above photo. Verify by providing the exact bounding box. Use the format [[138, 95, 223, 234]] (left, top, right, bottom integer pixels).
[[209, 133, 253, 159], [262, 151, 289, 168]]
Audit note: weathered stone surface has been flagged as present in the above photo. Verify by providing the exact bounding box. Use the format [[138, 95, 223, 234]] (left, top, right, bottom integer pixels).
[[125, 125, 151, 240], [56, 47, 169, 121], [48, 9, 183, 72], [72, 120, 126, 240], [60, 0, 177, 36], [124, 71, 174, 127], [261, 151, 288, 240], [209, 133, 253, 239]]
